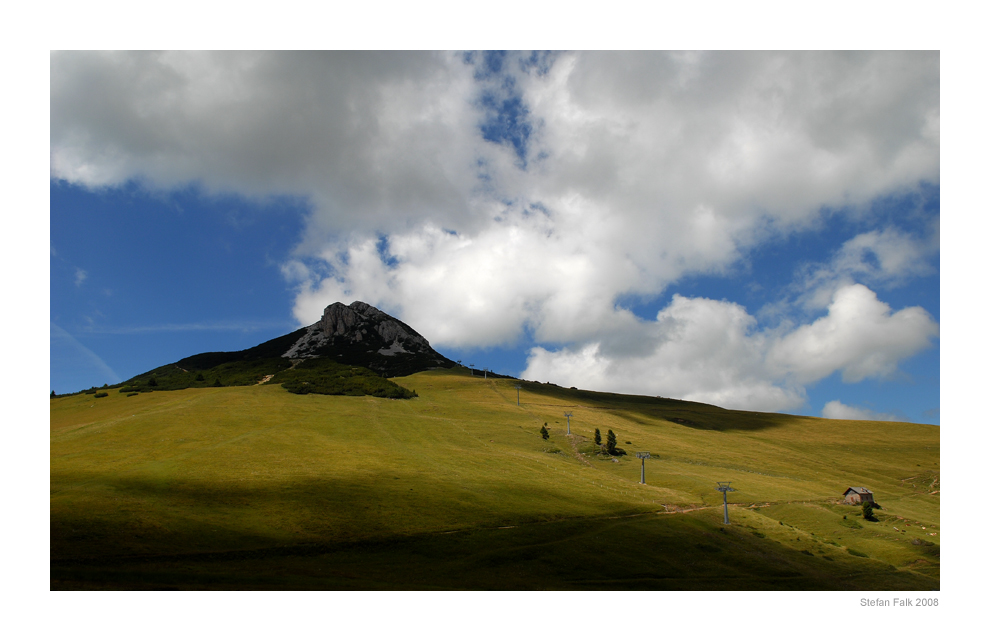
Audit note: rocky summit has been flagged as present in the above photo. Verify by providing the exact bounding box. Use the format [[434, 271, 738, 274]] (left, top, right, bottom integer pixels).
[[282, 301, 456, 377]]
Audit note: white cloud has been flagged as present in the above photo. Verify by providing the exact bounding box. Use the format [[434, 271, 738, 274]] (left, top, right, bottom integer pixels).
[[833, 227, 938, 283], [797, 224, 940, 310], [74, 268, 87, 286], [286, 215, 646, 348], [822, 400, 900, 422], [269, 52, 938, 344], [52, 52, 939, 280], [767, 283, 938, 384], [522, 284, 937, 413], [51, 51, 489, 236], [523, 295, 806, 412]]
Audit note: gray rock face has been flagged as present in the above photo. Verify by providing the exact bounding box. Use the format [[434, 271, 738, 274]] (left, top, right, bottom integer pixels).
[[320, 302, 363, 340], [321, 301, 429, 348], [281, 301, 454, 376]]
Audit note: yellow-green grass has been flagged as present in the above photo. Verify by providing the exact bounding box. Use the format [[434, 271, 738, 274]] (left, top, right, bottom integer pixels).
[[51, 369, 939, 589]]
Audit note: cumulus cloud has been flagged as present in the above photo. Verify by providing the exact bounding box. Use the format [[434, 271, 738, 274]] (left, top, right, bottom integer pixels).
[[52, 51, 490, 236], [822, 400, 900, 422], [74, 268, 87, 286], [523, 295, 806, 412], [522, 284, 938, 412], [767, 284, 938, 384], [284, 212, 647, 347], [796, 223, 940, 310], [268, 52, 939, 343], [832, 227, 938, 283], [52, 52, 939, 287]]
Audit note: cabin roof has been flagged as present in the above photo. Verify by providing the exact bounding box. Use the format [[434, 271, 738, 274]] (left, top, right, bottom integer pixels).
[[844, 486, 872, 495]]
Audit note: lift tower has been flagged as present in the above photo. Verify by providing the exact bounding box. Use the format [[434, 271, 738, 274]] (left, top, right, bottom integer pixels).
[[636, 452, 651, 484], [716, 482, 737, 525]]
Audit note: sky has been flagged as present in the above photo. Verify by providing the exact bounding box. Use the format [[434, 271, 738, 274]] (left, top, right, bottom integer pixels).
[[50, 50, 940, 424]]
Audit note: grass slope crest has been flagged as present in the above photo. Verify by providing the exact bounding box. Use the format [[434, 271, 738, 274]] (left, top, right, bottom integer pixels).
[[93, 301, 458, 399]]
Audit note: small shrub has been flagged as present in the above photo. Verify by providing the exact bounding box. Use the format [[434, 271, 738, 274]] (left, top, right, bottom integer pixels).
[[540, 426, 549, 440], [212, 378, 223, 387], [277, 359, 417, 398], [862, 502, 877, 521], [148, 377, 158, 387], [94, 391, 108, 398], [126, 392, 138, 397], [195, 373, 205, 382]]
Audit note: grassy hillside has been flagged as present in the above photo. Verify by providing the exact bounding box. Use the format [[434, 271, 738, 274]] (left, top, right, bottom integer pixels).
[[83, 344, 417, 399], [50, 368, 939, 589]]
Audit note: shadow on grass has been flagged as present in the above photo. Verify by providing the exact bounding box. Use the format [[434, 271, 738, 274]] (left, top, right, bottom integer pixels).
[[513, 382, 805, 432], [51, 468, 637, 561], [52, 472, 939, 590]]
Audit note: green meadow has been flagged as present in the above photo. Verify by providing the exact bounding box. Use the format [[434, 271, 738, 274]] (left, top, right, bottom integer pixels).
[[50, 368, 939, 589]]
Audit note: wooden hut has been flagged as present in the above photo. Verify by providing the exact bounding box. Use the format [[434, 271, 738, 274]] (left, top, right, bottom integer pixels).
[[843, 487, 874, 505]]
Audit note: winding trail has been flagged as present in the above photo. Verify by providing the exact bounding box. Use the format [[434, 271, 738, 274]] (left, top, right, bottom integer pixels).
[[566, 434, 595, 467]]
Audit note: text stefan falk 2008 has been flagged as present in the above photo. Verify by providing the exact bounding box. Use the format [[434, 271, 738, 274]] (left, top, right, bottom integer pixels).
[[861, 598, 938, 607]]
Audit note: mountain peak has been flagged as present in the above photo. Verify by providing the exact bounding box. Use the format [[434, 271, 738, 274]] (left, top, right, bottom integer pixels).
[[283, 301, 454, 376]]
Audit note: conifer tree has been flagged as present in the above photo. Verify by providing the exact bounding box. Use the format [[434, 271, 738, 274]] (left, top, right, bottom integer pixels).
[[594, 428, 601, 446], [540, 425, 549, 440], [606, 429, 617, 455], [862, 501, 876, 521]]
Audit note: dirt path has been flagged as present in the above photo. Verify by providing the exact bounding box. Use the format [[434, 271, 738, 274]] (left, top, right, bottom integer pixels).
[[566, 434, 595, 467], [256, 374, 274, 385]]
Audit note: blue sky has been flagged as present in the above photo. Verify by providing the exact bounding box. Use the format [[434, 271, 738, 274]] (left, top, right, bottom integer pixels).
[[50, 51, 940, 424]]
